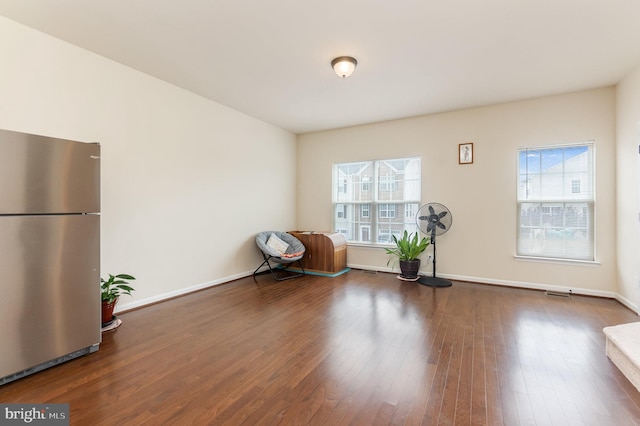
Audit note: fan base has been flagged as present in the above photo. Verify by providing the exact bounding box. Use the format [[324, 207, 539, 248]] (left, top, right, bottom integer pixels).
[[417, 276, 452, 288]]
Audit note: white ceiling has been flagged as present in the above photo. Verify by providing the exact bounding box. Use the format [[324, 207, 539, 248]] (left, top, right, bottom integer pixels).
[[0, 1, 639, 134]]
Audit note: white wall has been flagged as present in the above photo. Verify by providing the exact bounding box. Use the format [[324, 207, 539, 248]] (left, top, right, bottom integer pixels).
[[616, 63, 640, 312], [0, 16, 297, 311], [298, 88, 618, 299], [1, 14, 631, 311]]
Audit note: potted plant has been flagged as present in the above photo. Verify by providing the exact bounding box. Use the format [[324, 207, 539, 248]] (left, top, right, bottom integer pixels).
[[384, 230, 430, 279], [101, 273, 136, 326]]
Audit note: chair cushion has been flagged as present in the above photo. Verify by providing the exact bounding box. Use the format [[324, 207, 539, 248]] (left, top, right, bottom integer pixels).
[[266, 233, 289, 254], [256, 231, 306, 262], [281, 251, 304, 258]]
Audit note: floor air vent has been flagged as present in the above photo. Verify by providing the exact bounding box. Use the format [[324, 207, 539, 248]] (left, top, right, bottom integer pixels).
[[545, 290, 571, 297]]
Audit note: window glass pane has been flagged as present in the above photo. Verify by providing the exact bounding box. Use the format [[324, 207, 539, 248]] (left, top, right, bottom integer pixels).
[[333, 157, 421, 244], [540, 173, 560, 199], [517, 143, 594, 261], [376, 158, 421, 202], [334, 161, 373, 202], [361, 226, 370, 242], [518, 202, 592, 260]]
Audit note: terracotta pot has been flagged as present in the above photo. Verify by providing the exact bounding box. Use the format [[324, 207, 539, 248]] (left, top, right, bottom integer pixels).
[[399, 259, 421, 279], [101, 298, 118, 326]]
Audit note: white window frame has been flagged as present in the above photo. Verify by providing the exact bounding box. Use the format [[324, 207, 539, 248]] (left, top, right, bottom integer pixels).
[[332, 157, 421, 245], [516, 142, 594, 261]]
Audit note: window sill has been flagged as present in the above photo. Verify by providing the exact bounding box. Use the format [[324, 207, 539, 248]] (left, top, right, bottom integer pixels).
[[513, 255, 600, 266], [347, 242, 393, 249]]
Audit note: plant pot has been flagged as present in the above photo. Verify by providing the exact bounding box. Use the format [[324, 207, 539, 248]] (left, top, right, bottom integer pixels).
[[399, 259, 421, 279], [101, 298, 118, 326]]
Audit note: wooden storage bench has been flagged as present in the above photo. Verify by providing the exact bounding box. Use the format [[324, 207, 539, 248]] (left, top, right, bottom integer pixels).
[[288, 231, 347, 274]]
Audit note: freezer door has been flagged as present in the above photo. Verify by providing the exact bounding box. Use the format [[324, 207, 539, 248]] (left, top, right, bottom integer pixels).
[[0, 214, 100, 378], [0, 129, 100, 214]]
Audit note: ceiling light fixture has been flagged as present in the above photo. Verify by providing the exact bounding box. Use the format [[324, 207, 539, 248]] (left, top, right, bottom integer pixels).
[[331, 56, 358, 78]]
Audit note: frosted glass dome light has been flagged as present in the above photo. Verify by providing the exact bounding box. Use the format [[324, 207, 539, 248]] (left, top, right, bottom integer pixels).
[[331, 56, 358, 78]]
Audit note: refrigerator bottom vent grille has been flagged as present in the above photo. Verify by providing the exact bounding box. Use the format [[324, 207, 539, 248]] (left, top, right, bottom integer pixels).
[[0, 344, 99, 386]]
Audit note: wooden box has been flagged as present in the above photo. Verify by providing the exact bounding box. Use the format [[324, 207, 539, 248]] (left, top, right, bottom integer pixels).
[[288, 231, 347, 274]]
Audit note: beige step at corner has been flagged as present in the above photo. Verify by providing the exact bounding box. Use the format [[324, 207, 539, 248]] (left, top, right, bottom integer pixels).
[[604, 322, 640, 391]]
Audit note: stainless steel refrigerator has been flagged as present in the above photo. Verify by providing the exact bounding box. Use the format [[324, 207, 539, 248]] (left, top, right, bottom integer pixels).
[[0, 128, 101, 385]]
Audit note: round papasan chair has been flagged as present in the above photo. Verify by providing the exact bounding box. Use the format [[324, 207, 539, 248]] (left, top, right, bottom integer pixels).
[[253, 231, 306, 281]]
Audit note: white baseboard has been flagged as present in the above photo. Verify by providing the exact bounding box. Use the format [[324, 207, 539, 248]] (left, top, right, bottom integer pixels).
[[347, 263, 639, 313], [115, 265, 640, 316], [114, 270, 253, 314], [615, 293, 639, 313]]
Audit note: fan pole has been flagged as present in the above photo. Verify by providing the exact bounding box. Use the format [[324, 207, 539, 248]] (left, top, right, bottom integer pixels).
[[433, 237, 437, 277], [417, 236, 452, 287], [415, 202, 453, 288]]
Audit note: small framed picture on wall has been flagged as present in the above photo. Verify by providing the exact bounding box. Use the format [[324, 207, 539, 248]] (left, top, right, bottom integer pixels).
[[459, 142, 473, 164]]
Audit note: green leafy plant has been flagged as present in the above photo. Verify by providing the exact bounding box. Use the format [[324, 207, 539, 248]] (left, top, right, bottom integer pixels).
[[384, 230, 430, 266], [101, 273, 136, 303]]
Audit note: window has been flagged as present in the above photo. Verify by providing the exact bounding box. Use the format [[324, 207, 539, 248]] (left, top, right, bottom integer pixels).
[[362, 177, 371, 192], [379, 203, 396, 218], [333, 157, 421, 244], [379, 175, 396, 191], [336, 204, 347, 219], [362, 204, 370, 218], [517, 143, 594, 261], [571, 180, 581, 194], [338, 179, 347, 193], [361, 226, 370, 242], [405, 203, 416, 219]]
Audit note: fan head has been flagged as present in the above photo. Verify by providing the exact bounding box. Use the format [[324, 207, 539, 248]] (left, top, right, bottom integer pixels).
[[416, 203, 452, 238]]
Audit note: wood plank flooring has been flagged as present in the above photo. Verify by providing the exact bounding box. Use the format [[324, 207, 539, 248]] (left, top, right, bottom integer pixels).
[[2, 270, 640, 425]]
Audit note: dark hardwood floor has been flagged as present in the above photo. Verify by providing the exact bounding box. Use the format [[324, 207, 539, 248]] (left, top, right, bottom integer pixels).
[[2, 270, 640, 425]]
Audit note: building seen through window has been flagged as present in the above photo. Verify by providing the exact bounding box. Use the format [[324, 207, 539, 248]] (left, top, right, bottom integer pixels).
[[517, 143, 594, 261], [332, 157, 421, 244]]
